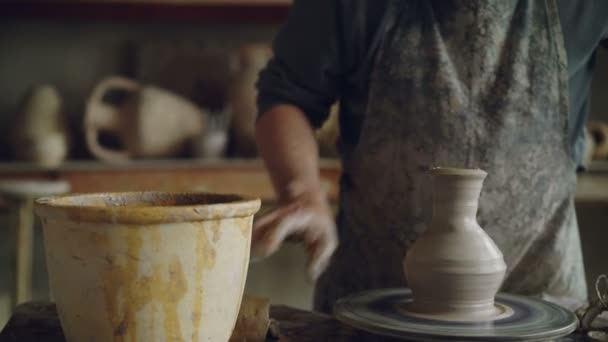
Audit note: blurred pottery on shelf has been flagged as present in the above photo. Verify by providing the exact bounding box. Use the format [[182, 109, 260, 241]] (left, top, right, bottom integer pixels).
[[588, 121, 608, 160], [582, 128, 596, 169], [192, 110, 231, 159], [10, 84, 69, 168], [316, 102, 340, 158], [85, 76, 206, 161], [227, 43, 273, 158]]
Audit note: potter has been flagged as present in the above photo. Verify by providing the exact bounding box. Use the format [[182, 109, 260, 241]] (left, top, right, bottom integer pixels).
[[253, 0, 608, 317], [35, 192, 260, 342]]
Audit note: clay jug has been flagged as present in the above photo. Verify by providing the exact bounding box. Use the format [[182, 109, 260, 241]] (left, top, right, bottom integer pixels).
[[11, 84, 69, 168], [35, 192, 260, 342], [404, 167, 506, 320], [227, 43, 272, 157], [85, 76, 206, 161]]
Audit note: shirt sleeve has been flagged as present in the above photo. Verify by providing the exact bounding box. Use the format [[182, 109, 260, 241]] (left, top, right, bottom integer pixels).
[[256, 0, 353, 128]]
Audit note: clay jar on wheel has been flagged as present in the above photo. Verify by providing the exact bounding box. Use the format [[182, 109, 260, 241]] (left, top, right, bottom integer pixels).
[[404, 167, 506, 320]]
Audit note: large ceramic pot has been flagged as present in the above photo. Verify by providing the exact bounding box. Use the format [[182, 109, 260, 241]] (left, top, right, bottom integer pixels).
[[403, 167, 506, 320], [35, 192, 260, 342]]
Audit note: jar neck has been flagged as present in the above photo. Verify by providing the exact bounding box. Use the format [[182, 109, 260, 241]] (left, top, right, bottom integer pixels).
[[432, 201, 479, 222], [429, 177, 484, 229]]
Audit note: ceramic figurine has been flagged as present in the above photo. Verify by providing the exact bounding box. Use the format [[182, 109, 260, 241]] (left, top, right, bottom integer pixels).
[[11, 85, 68, 168], [192, 109, 231, 159], [581, 127, 597, 168], [227, 43, 273, 158], [85, 76, 206, 161], [316, 102, 340, 157], [404, 167, 507, 320], [35, 192, 261, 342], [588, 121, 608, 160]]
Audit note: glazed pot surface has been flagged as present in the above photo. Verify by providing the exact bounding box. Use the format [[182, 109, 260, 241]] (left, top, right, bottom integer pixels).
[[35, 192, 260, 342]]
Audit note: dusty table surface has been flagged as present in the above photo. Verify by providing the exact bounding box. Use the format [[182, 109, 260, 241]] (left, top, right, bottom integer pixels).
[[0, 301, 593, 341]]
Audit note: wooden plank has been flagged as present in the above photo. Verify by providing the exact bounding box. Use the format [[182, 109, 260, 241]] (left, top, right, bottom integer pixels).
[[0, 301, 395, 342], [0, 302, 591, 342], [0, 159, 342, 203], [0, 302, 65, 342], [54, 0, 291, 4], [269, 305, 401, 342], [576, 173, 608, 203], [0, 1, 291, 23]]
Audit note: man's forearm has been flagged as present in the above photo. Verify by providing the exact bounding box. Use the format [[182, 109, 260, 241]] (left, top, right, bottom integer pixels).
[[255, 104, 323, 202]]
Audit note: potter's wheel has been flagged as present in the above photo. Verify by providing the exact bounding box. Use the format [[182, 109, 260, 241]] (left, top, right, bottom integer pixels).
[[334, 288, 578, 341]]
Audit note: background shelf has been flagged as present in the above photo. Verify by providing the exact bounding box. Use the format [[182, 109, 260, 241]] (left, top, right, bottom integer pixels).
[[0, 0, 292, 24]]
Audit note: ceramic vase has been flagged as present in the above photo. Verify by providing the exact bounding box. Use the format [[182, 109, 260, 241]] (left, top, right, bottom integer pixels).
[[403, 167, 506, 320], [35, 192, 260, 342], [588, 121, 608, 160], [191, 110, 231, 159], [11, 85, 68, 168], [85, 76, 206, 161]]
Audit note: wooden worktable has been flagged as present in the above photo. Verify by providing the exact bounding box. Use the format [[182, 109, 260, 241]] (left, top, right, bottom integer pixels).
[[0, 301, 593, 342], [0, 161, 603, 341]]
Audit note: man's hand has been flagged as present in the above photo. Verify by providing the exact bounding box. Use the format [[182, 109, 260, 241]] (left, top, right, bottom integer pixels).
[[251, 190, 337, 282]]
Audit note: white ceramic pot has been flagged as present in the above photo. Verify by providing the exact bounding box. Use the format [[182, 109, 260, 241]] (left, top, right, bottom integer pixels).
[[21, 132, 68, 169], [11, 84, 69, 167], [35, 192, 260, 342], [85, 76, 206, 161], [403, 167, 506, 320]]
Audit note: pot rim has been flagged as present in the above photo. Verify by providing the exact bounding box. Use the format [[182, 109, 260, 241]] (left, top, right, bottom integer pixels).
[[34, 191, 261, 224]]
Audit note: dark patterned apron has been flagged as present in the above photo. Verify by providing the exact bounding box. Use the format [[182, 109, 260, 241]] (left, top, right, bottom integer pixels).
[[314, 0, 588, 314]]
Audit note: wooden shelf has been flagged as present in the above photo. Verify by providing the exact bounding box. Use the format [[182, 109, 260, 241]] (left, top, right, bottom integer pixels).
[[0, 0, 292, 24], [0, 159, 342, 203]]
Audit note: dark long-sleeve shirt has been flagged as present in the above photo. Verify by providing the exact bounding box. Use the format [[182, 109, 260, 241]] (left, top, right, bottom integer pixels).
[[257, 0, 608, 166]]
